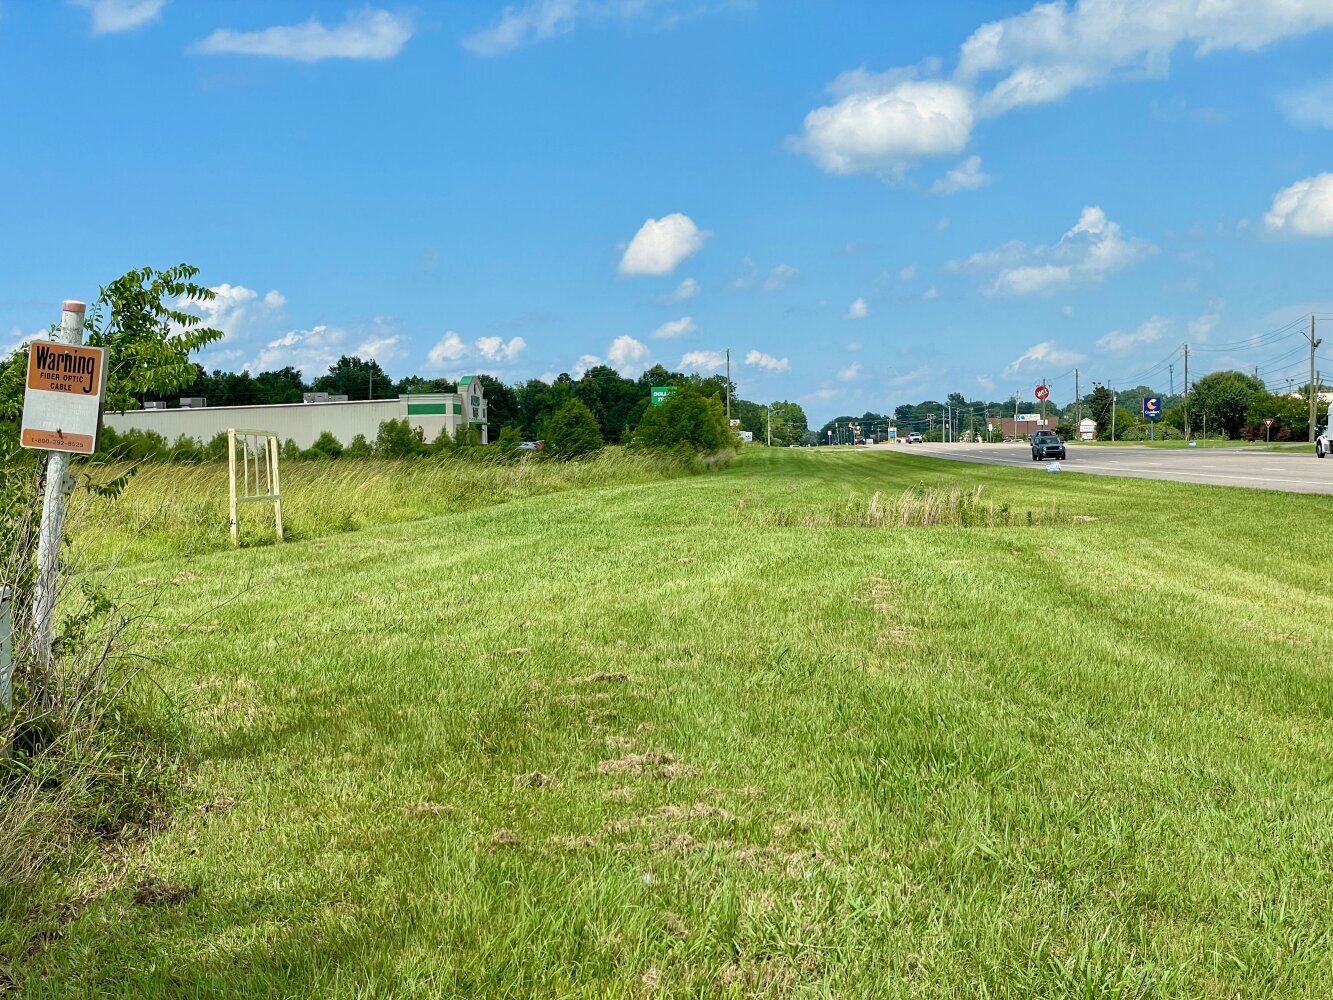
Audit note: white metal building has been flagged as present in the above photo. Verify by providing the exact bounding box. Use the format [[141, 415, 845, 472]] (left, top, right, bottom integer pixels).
[[103, 377, 489, 448]]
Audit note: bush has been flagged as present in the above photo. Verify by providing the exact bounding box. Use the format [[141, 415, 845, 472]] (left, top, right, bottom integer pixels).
[[306, 431, 344, 460], [281, 438, 302, 462], [495, 425, 523, 458], [632, 388, 732, 453], [203, 432, 230, 462], [544, 399, 603, 459], [345, 434, 373, 458], [375, 419, 427, 458]]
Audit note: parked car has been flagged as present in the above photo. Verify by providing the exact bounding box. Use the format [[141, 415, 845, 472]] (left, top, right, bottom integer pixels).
[[906, 432, 923, 444], [1030, 429, 1066, 461], [1317, 402, 1333, 458], [519, 440, 544, 451]]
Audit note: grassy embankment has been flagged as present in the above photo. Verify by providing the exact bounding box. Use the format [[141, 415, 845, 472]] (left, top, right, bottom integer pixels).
[[10, 447, 1333, 997]]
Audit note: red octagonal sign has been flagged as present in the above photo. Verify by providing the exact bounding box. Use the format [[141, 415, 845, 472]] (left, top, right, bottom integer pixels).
[[1034, 384, 1050, 401]]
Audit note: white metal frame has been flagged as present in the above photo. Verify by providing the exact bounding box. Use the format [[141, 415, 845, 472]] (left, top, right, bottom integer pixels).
[[227, 428, 284, 546]]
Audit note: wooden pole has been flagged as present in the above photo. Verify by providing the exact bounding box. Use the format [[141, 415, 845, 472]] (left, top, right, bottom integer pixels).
[[228, 428, 239, 546], [269, 434, 284, 543], [31, 301, 86, 668]]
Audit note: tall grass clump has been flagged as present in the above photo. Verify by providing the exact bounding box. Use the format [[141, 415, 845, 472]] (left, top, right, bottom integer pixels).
[[0, 451, 178, 917], [771, 484, 1065, 528]]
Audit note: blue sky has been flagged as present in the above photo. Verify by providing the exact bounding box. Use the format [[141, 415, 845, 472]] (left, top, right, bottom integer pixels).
[[3, 0, 1332, 422]]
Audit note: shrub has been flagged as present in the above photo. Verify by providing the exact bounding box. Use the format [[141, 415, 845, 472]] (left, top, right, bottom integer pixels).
[[375, 419, 427, 458], [345, 434, 373, 458], [633, 388, 732, 453], [281, 438, 302, 462], [545, 399, 603, 459], [306, 431, 344, 460], [203, 432, 230, 462]]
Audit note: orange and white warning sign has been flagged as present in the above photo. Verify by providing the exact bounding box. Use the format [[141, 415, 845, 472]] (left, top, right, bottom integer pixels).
[[20, 341, 108, 455]]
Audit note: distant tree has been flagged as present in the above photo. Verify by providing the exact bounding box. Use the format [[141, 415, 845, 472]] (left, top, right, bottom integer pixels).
[[396, 375, 454, 395], [313, 356, 391, 401], [1088, 386, 1116, 439], [633, 387, 732, 452], [253, 366, 306, 404], [495, 425, 523, 456], [1189, 371, 1264, 439], [345, 433, 373, 458], [476, 374, 520, 433], [375, 418, 426, 457], [545, 399, 603, 459]]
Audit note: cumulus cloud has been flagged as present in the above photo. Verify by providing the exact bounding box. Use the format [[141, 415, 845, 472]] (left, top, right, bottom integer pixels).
[[930, 155, 990, 194], [1265, 174, 1333, 237], [764, 264, 799, 292], [1188, 310, 1220, 341], [791, 74, 974, 179], [71, 0, 166, 34], [794, 2, 1333, 177], [845, 297, 868, 320], [176, 283, 286, 350], [607, 334, 650, 374], [249, 323, 401, 375], [846, 341, 862, 352], [899, 263, 917, 281], [952, 206, 1156, 296], [681, 349, 727, 371], [650, 316, 698, 340], [475, 335, 527, 361], [837, 362, 863, 381], [1004, 340, 1086, 376], [670, 277, 700, 301], [618, 213, 706, 276], [923, 286, 939, 300], [194, 8, 412, 61], [1097, 315, 1170, 353], [976, 374, 996, 392], [745, 350, 790, 373], [427, 331, 468, 368]]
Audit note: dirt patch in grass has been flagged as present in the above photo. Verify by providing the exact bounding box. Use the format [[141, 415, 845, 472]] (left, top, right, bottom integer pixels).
[[132, 875, 196, 907], [597, 751, 700, 780], [513, 771, 558, 788]]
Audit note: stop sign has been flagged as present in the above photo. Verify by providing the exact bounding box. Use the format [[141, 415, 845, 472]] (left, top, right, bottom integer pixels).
[[1035, 384, 1049, 401]]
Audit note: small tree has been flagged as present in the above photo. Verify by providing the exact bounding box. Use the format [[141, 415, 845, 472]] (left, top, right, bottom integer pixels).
[[633, 388, 732, 452], [545, 399, 603, 459], [306, 431, 344, 460], [375, 418, 426, 458], [345, 433, 373, 458]]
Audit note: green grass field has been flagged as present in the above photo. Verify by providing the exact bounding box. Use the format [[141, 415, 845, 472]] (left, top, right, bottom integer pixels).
[[12, 448, 1333, 997]]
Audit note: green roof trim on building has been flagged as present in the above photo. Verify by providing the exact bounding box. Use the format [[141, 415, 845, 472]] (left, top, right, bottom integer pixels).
[[458, 375, 476, 387]]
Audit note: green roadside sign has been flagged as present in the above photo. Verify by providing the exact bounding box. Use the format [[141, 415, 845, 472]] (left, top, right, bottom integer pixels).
[[650, 386, 677, 407]]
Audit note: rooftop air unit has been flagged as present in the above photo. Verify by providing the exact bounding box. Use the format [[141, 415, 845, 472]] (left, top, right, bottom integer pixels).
[[179, 397, 207, 408]]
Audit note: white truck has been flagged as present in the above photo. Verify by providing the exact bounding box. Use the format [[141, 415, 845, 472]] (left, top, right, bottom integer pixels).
[[1318, 402, 1333, 459]]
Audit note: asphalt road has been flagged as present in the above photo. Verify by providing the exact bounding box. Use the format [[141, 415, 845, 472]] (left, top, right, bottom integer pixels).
[[887, 441, 1333, 494]]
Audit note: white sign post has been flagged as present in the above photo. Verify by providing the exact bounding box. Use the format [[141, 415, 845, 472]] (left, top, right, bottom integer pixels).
[[24, 301, 101, 667]]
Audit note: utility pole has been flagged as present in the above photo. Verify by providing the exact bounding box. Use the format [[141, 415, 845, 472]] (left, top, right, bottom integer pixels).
[[725, 348, 731, 421], [1074, 369, 1080, 425], [1168, 364, 1174, 398], [1308, 316, 1322, 443], [766, 402, 771, 447], [1110, 384, 1116, 442], [1183, 343, 1190, 440]]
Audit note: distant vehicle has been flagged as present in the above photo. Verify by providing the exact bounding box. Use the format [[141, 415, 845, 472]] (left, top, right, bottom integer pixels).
[[1030, 429, 1067, 461], [1317, 403, 1333, 458], [906, 432, 923, 444], [519, 440, 544, 451]]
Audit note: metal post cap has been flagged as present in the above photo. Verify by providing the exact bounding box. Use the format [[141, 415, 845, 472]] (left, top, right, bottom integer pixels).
[[62, 300, 86, 313]]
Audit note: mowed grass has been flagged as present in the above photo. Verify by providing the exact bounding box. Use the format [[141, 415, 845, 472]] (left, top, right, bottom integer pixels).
[[13, 448, 1333, 997]]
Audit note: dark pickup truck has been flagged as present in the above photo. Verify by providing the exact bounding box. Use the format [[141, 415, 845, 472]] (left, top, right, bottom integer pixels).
[[1030, 430, 1067, 461]]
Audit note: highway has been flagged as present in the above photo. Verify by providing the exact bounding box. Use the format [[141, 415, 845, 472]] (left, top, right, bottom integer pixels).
[[888, 441, 1333, 495]]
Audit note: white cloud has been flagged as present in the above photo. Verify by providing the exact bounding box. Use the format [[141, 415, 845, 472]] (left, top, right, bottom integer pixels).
[[474, 335, 527, 361], [930, 155, 990, 195], [1097, 315, 1171, 353], [794, 2, 1333, 178], [957, 206, 1155, 296], [618, 213, 706, 276], [1188, 311, 1220, 341], [650, 316, 698, 340], [764, 264, 799, 292], [845, 296, 868, 320], [71, 0, 166, 34], [427, 331, 468, 368], [355, 334, 404, 365], [1004, 340, 1086, 377], [681, 349, 728, 371], [176, 282, 285, 341], [791, 74, 974, 179], [889, 365, 932, 387], [745, 349, 790, 373], [463, 0, 723, 56], [607, 334, 650, 374], [1279, 79, 1333, 129], [846, 341, 863, 352], [670, 277, 700, 301], [1266, 174, 1333, 237], [730, 256, 758, 289], [251, 325, 350, 375], [193, 8, 412, 61], [837, 362, 863, 381], [936, 216, 951, 231], [923, 286, 939, 300], [976, 374, 995, 392], [899, 263, 917, 281], [988, 264, 1071, 297]]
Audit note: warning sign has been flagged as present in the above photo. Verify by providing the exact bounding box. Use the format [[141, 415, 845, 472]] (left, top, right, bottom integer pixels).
[[20, 341, 108, 455]]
